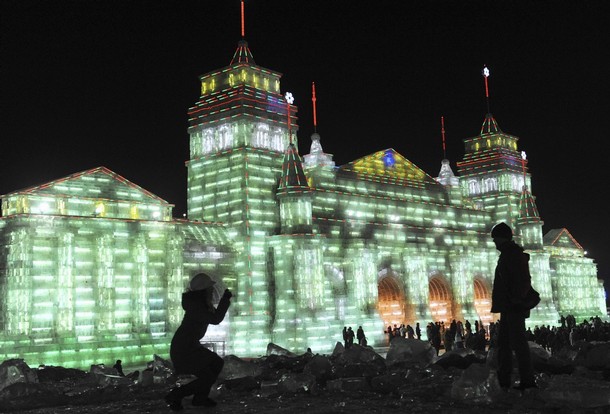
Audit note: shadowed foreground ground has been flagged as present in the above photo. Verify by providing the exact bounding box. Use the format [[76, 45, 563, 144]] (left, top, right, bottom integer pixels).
[[3, 339, 610, 414], [9, 383, 578, 414]]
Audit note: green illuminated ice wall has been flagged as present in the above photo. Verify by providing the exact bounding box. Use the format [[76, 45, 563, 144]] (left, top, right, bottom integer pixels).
[[0, 38, 606, 368], [0, 168, 236, 368]]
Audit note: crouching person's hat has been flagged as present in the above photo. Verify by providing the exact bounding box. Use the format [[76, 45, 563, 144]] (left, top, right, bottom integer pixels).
[[189, 273, 216, 291]]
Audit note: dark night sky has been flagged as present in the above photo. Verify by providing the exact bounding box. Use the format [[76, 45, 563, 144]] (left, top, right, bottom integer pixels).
[[1, 1, 609, 301]]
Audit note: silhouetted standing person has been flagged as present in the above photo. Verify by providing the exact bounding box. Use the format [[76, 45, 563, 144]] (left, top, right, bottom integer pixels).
[[164, 273, 233, 411], [444, 326, 454, 352], [346, 326, 355, 348], [431, 322, 442, 355], [113, 359, 125, 376], [415, 322, 421, 340], [490, 223, 536, 390], [356, 326, 366, 346], [343, 326, 349, 348]]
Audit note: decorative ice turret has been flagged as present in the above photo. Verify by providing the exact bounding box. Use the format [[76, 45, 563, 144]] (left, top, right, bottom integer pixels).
[[303, 133, 335, 168], [436, 159, 459, 187], [277, 142, 313, 234], [516, 151, 544, 250]]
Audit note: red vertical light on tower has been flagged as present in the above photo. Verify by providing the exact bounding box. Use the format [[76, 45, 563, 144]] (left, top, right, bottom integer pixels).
[[241, 0, 245, 38], [483, 66, 490, 97], [482, 65, 491, 114], [312, 82, 317, 132], [285, 92, 294, 144], [441, 115, 446, 159], [521, 151, 527, 190]]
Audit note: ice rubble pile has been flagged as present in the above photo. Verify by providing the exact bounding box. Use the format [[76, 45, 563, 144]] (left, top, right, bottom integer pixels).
[[1, 338, 610, 412]]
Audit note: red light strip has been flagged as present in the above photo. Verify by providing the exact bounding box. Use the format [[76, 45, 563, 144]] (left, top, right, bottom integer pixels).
[[441, 116, 446, 159], [240, 0, 245, 38], [312, 82, 317, 131]]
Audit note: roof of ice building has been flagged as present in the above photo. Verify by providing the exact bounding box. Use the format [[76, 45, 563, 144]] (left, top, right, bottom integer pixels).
[[481, 113, 502, 135], [339, 149, 437, 185], [230, 39, 256, 66], [543, 228, 584, 251], [1, 166, 170, 205]]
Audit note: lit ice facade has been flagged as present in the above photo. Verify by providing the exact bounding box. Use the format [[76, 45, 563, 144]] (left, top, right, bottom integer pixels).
[[0, 168, 237, 367], [0, 40, 606, 368], [185, 41, 605, 355]]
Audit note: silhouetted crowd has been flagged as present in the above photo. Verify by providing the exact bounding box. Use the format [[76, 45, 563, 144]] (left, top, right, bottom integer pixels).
[[384, 319, 488, 355], [383, 314, 609, 356], [522, 314, 610, 355]]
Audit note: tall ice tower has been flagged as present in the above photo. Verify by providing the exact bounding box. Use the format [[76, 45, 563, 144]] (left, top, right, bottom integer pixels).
[[186, 29, 298, 352], [456, 67, 561, 325]]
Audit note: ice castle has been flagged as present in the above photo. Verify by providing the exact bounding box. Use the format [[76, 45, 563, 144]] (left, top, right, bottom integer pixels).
[[0, 36, 606, 369]]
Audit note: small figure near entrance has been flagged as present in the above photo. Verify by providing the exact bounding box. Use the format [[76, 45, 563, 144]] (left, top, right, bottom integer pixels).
[[385, 325, 392, 343], [444, 326, 454, 352], [415, 322, 421, 340], [343, 326, 349, 348], [490, 222, 537, 391], [455, 320, 465, 349], [428, 322, 441, 355]]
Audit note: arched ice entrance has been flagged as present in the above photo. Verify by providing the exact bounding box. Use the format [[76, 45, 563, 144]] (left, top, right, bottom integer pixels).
[[474, 278, 497, 326], [377, 275, 406, 328], [429, 276, 453, 324]]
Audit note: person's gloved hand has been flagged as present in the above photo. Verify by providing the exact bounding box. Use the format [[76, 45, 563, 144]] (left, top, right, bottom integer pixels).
[[223, 289, 233, 299]]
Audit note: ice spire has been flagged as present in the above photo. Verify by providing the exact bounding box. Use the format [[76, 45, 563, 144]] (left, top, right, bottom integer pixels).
[[517, 151, 541, 224], [303, 82, 335, 168], [483, 65, 491, 115], [230, 40, 256, 65], [437, 159, 459, 187], [277, 142, 313, 234], [436, 116, 459, 187], [479, 65, 503, 134], [240, 0, 245, 38], [229, 2, 255, 66], [278, 143, 310, 194], [480, 113, 502, 135]]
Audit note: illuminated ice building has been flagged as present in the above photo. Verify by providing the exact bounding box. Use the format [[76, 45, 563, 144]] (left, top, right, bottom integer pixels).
[[0, 38, 606, 368]]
